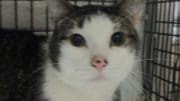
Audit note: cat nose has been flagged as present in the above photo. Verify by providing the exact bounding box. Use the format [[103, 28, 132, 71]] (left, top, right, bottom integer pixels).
[[91, 56, 108, 72]]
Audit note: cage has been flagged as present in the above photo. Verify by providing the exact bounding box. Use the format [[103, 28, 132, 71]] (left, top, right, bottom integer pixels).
[[0, 0, 179, 101], [143, 0, 180, 101]]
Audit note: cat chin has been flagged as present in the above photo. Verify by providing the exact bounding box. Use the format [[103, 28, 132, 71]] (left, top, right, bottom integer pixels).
[[56, 67, 134, 88], [57, 73, 123, 88], [53, 62, 134, 88], [60, 79, 119, 89]]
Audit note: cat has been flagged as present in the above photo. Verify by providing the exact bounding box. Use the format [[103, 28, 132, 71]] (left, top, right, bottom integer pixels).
[[43, 0, 145, 101], [0, 0, 145, 101]]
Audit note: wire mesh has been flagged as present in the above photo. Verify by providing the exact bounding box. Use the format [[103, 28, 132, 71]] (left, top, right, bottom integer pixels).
[[143, 0, 180, 101], [0, 0, 179, 101]]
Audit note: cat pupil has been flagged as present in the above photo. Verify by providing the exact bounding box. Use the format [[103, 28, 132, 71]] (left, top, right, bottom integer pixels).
[[70, 34, 85, 47], [111, 32, 124, 46]]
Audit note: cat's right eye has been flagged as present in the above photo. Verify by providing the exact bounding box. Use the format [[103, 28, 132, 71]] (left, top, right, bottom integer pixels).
[[70, 34, 86, 47]]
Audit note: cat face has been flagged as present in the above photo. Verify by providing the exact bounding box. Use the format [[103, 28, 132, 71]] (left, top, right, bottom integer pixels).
[[47, 0, 145, 87]]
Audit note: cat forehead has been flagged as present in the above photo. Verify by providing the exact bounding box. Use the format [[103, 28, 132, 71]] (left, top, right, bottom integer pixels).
[[73, 5, 119, 17], [72, 14, 116, 36], [57, 6, 122, 28], [56, 6, 134, 37]]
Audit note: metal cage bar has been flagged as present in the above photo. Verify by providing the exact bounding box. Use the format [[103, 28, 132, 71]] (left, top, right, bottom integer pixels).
[[143, 0, 180, 101]]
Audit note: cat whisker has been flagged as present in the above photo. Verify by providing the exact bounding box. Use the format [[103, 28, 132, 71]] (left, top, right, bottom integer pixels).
[[135, 58, 175, 62], [19, 67, 44, 83], [130, 71, 153, 78], [125, 77, 151, 101], [52, 62, 91, 67], [129, 71, 153, 84], [127, 72, 162, 101]]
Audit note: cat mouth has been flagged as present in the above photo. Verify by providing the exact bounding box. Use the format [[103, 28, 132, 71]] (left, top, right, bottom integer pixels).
[[90, 74, 107, 81]]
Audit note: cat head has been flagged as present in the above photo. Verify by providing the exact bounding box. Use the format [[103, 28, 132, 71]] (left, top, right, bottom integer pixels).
[[47, 0, 145, 87]]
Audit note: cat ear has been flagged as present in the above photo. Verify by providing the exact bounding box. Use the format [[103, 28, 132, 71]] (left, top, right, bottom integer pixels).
[[46, 0, 74, 23], [116, 0, 145, 24]]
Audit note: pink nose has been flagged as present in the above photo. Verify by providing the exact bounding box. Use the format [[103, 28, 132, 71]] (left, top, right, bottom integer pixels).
[[91, 56, 108, 72]]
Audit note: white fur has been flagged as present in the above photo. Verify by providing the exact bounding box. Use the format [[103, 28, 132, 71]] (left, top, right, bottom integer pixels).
[[43, 14, 142, 101]]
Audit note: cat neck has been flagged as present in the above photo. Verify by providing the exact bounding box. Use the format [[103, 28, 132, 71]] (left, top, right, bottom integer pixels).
[[43, 62, 117, 101]]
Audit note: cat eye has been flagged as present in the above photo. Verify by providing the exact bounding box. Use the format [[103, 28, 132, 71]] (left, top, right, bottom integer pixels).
[[111, 32, 125, 46], [70, 34, 86, 47]]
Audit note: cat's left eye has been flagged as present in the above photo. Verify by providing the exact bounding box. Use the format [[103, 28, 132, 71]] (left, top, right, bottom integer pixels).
[[111, 32, 125, 46], [70, 34, 86, 47]]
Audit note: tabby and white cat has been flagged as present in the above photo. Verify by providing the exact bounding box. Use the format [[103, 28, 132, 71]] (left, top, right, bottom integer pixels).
[[43, 0, 145, 101], [0, 0, 145, 101]]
